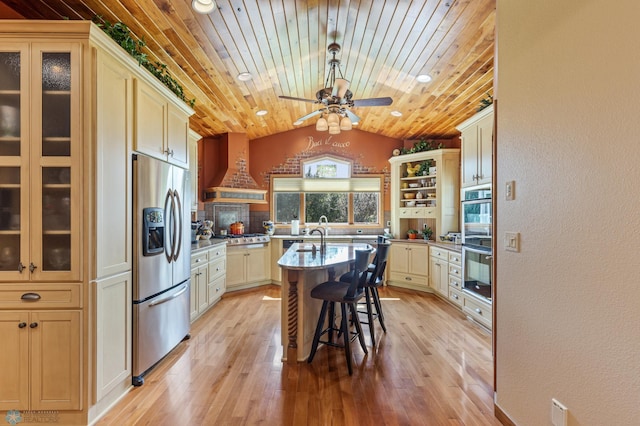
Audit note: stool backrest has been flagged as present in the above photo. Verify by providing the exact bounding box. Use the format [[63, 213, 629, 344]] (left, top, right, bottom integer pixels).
[[345, 249, 373, 300], [368, 243, 390, 285]]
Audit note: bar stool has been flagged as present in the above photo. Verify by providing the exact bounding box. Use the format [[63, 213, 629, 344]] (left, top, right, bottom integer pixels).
[[338, 243, 390, 347], [307, 249, 372, 375]]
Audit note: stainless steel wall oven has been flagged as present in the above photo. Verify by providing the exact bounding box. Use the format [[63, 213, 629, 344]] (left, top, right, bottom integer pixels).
[[461, 185, 492, 302]]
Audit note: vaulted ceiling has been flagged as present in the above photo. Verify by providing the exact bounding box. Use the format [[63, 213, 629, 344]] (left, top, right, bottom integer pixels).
[[0, 0, 495, 141]]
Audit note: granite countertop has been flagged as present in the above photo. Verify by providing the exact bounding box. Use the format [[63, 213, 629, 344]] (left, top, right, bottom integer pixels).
[[271, 234, 380, 240], [277, 242, 374, 271], [191, 238, 228, 253]]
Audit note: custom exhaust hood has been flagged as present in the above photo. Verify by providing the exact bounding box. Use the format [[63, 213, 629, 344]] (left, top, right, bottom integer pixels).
[[202, 133, 267, 204]]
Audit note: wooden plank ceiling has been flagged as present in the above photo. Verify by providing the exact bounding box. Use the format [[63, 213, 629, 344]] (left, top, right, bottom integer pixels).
[[0, 0, 495, 141]]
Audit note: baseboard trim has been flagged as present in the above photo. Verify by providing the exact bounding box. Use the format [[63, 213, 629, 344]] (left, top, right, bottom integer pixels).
[[495, 403, 516, 426]]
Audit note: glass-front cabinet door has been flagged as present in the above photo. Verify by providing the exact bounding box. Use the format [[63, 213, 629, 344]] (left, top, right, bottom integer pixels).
[[0, 43, 81, 281]]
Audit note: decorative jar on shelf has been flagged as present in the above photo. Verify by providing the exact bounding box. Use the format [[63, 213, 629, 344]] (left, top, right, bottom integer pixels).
[[263, 220, 275, 235]]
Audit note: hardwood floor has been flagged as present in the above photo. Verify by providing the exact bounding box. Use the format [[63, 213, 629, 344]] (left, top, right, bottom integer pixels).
[[96, 286, 501, 426]]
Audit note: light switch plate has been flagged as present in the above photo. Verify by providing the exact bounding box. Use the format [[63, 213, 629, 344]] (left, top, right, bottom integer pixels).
[[505, 232, 520, 252], [551, 399, 568, 426], [505, 180, 515, 200]]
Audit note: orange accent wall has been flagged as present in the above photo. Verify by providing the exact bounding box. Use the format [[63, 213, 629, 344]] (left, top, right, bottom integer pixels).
[[249, 125, 403, 212]]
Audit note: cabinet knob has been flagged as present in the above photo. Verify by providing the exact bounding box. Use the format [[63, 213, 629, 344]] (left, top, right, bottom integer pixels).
[[475, 308, 482, 314], [29, 322, 38, 328], [405, 276, 412, 281], [453, 294, 458, 300], [18, 322, 27, 328], [18, 262, 25, 273], [29, 262, 37, 273]]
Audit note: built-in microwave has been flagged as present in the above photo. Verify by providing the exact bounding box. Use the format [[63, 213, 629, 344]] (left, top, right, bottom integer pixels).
[[461, 185, 492, 250], [462, 245, 492, 302]]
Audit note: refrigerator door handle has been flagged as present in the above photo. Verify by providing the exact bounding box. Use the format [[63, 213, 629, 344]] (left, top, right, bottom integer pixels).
[[148, 284, 188, 307], [163, 189, 174, 263], [172, 189, 183, 262]]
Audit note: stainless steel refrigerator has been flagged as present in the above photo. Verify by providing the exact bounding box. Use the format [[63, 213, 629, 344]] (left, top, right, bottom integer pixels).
[[132, 154, 191, 386]]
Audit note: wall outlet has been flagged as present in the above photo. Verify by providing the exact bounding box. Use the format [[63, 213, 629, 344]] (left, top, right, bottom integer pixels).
[[386, 220, 391, 227], [551, 399, 568, 426], [262, 221, 267, 227]]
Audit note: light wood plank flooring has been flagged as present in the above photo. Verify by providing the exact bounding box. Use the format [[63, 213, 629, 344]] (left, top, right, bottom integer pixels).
[[96, 286, 501, 425]]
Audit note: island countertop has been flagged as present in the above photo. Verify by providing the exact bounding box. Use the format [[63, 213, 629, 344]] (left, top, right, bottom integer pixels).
[[277, 242, 374, 271]]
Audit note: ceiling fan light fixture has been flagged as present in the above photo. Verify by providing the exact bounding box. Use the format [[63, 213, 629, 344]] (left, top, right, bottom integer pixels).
[[340, 116, 352, 131], [327, 112, 340, 126], [416, 74, 432, 83], [192, 0, 216, 14], [328, 125, 341, 135], [316, 117, 328, 131]]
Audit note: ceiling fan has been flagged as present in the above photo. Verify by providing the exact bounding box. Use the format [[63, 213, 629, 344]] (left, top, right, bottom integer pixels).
[[279, 43, 393, 131]]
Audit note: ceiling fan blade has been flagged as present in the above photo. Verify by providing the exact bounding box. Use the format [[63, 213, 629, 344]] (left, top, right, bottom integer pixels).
[[279, 95, 317, 103], [352, 97, 393, 107], [331, 78, 350, 99], [344, 109, 360, 123], [296, 109, 324, 122]]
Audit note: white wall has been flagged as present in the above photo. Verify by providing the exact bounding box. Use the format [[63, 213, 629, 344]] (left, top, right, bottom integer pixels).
[[496, 1, 640, 424]]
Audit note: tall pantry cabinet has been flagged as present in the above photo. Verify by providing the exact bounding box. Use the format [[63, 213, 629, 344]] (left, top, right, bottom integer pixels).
[[0, 21, 194, 425]]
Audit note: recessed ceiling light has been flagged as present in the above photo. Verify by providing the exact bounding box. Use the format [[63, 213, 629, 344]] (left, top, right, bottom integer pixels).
[[416, 74, 432, 83], [192, 0, 216, 14], [293, 120, 304, 126], [237, 72, 252, 81], [256, 110, 268, 116], [390, 110, 403, 117]]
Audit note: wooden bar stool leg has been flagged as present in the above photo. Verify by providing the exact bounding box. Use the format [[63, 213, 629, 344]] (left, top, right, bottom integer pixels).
[[340, 303, 353, 375], [308, 300, 329, 363], [372, 287, 387, 333], [350, 302, 368, 355], [364, 287, 377, 346]]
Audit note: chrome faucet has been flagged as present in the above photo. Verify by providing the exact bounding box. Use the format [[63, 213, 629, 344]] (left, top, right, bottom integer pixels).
[[318, 215, 329, 236], [309, 228, 325, 253]]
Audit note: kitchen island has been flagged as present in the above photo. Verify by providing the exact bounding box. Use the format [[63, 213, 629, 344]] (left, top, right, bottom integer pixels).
[[277, 242, 374, 362]]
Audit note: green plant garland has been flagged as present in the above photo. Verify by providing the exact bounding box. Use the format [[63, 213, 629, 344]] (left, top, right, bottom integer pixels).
[[93, 16, 196, 108]]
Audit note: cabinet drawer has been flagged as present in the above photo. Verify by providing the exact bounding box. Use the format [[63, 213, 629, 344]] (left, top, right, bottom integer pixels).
[[448, 251, 462, 265], [463, 295, 492, 329], [208, 275, 225, 304], [0, 284, 81, 309], [191, 251, 208, 267], [430, 246, 448, 261], [208, 244, 226, 261], [449, 286, 463, 308], [448, 263, 462, 278], [448, 275, 462, 290], [389, 271, 428, 286], [208, 257, 226, 281]]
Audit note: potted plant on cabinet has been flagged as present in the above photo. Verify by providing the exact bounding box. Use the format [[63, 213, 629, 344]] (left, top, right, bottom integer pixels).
[[422, 227, 433, 240], [407, 229, 419, 240]]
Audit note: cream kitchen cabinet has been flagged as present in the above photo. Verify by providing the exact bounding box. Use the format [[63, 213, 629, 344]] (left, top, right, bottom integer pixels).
[[463, 293, 492, 330], [207, 244, 226, 304], [190, 244, 226, 322], [0, 42, 82, 283], [190, 249, 209, 321], [134, 78, 190, 168], [429, 246, 449, 297], [447, 251, 463, 308], [389, 149, 460, 242], [0, 310, 81, 411], [226, 244, 271, 291], [387, 242, 429, 291], [188, 129, 202, 212], [457, 104, 493, 188]]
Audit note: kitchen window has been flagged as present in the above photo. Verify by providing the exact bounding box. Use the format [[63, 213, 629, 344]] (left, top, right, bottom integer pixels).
[[271, 156, 382, 226]]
